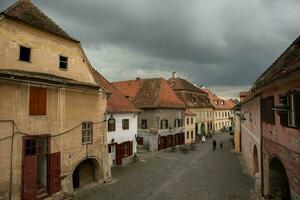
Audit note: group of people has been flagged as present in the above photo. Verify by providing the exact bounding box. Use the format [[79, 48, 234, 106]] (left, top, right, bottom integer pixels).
[[212, 139, 222, 151]]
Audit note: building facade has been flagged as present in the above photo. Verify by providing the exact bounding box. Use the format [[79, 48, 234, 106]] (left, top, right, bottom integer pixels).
[[167, 73, 214, 137], [0, 1, 110, 199], [113, 78, 186, 151], [93, 69, 140, 166], [184, 109, 196, 144]]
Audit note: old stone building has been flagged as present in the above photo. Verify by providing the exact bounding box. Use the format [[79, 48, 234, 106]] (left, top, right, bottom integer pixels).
[[113, 78, 186, 151], [92, 68, 140, 166], [0, 1, 110, 199], [250, 36, 300, 199], [168, 73, 214, 138]]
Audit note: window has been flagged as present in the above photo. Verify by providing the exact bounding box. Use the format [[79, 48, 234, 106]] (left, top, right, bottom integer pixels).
[[82, 122, 93, 144], [288, 94, 296, 127], [174, 119, 181, 127], [19, 46, 31, 62], [191, 131, 194, 139], [25, 138, 36, 155], [122, 119, 129, 130], [186, 131, 189, 139], [186, 118, 189, 125], [29, 87, 47, 115], [160, 119, 168, 129], [261, 96, 275, 124], [124, 142, 130, 157], [191, 118, 193, 124], [59, 56, 68, 70], [191, 97, 196, 102], [108, 118, 116, 132], [141, 119, 147, 129]]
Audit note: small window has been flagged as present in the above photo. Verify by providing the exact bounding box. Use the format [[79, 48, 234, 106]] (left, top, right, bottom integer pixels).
[[191, 118, 193, 124], [122, 119, 129, 130], [174, 119, 181, 127], [186, 118, 189, 125], [288, 94, 296, 127], [19, 46, 31, 62], [141, 119, 147, 129], [123, 142, 130, 157], [59, 56, 68, 70], [191, 131, 194, 139], [82, 122, 93, 144], [108, 118, 116, 132], [25, 138, 36, 155], [186, 131, 189, 139], [160, 119, 168, 129]]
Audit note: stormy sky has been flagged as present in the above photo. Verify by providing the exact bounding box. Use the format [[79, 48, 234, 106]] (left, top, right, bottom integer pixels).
[[1, 0, 299, 98]]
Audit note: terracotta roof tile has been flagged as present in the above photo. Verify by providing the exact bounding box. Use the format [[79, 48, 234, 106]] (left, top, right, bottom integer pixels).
[[167, 77, 213, 108], [2, 0, 76, 41], [252, 36, 300, 90], [92, 68, 140, 113], [113, 78, 186, 109], [202, 88, 236, 110]]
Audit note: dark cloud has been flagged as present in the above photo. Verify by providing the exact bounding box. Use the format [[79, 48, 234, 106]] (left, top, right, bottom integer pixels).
[[1, 0, 299, 97]]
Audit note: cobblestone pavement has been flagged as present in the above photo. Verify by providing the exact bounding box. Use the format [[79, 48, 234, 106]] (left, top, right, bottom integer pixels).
[[75, 133, 255, 200]]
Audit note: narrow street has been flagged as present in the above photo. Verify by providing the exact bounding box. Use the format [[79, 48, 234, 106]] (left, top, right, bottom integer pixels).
[[75, 133, 255, 200]]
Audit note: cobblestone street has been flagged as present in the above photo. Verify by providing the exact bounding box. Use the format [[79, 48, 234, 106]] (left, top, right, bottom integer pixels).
[[75, 133, 255, 200]]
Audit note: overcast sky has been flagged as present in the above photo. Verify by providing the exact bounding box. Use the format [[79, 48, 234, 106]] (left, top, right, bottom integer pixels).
[[1, 0, 299, 98]]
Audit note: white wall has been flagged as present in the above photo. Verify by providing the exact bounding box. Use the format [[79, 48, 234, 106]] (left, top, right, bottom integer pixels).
[[107, 113, 138, 154]]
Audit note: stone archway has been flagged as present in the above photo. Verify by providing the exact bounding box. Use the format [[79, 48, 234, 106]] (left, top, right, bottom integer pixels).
[[268, 157, 291, 199], [253, 145, 259, 175], [72, 158, 102, 189]]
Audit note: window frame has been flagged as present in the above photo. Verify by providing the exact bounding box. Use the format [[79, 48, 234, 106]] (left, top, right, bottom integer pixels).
[[59, 55, 68, 70], [122, 119, 130, 130], [82, 122, 93, 144], [19, 45, 31, 62], [287, 94, 296, 127], [141, 119, 148, 129], [108, 118, 116, 132], [160, 119, 169, 129]]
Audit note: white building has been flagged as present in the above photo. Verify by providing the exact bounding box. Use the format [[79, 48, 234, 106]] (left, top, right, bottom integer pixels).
[[93, 69, 140, 166]]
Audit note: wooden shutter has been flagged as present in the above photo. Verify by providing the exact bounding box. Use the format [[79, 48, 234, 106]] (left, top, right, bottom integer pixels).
[[48, 152, 61, 194], [22, 155, 37, 200], [295, 91, 300, 129], [38, 88, 47, 115], [29, 87, 47, 115], [116, 144, 122, 165], [129, 141, 133, 156], [29, 87, 39, 115]]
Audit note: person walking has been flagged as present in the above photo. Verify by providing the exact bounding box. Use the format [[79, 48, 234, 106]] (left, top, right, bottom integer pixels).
[[213, 140, 216, 151], [220, 141, 223, 149]]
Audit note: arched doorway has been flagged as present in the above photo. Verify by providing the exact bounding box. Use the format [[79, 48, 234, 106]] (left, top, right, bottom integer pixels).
[[72, 158, 101, 189], [253, 145, 259, 175], [268, 157, 291, 199]]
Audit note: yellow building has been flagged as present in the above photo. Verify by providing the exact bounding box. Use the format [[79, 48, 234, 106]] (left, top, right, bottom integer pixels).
[[0, 1, 110, 199], [168, 73, 214, 138]]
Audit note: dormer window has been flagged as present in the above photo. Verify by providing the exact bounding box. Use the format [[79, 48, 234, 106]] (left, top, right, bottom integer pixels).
[[19, 46, 31, 62], [59, 56, 68, 70]]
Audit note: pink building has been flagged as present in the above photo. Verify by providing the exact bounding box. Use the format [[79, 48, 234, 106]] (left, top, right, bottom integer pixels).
[[249, 36, 300, 199]]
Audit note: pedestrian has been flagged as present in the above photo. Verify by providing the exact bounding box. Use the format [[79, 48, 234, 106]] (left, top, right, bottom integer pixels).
[[220, 141, 223, 149], [213, 140, 216, 151], [202, 135, 206, 143]]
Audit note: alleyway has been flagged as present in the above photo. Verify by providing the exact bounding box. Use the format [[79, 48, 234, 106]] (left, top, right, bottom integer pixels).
[[75, 133, 255, 200]]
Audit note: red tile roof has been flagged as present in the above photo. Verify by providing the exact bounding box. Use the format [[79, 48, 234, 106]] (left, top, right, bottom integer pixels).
[[167, 77, 213, 108], [252, 36, 300, 90], [202, 88, 236, 110], [92, 68, 140, 114], [113, 78, 186, 109], [2, 0, 76, 41]]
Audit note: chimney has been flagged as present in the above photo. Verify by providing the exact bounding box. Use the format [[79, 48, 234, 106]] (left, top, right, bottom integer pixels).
[[172, 71, 177, 78]]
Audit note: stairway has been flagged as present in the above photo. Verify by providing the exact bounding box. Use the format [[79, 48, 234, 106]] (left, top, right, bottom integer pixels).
[[37, 184, 49, 200]]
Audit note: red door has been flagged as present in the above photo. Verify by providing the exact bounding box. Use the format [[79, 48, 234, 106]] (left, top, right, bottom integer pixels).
[[48, 152, 61, 194], [22, 155, 37, 200], [116, 144, 123, 165]]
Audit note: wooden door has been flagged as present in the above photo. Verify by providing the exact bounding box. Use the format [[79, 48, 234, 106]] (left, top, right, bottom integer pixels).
[[79, 160, 95, 186], [116, 144, 122, 165], [48, 152, 61, 194], [23, 155, 37, 200]]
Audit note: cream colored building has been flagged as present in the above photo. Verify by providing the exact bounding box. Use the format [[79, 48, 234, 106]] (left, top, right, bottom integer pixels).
[[203, 88, 235, 133], [0, 1, 110, 199], [184, 109, 196, 144]]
